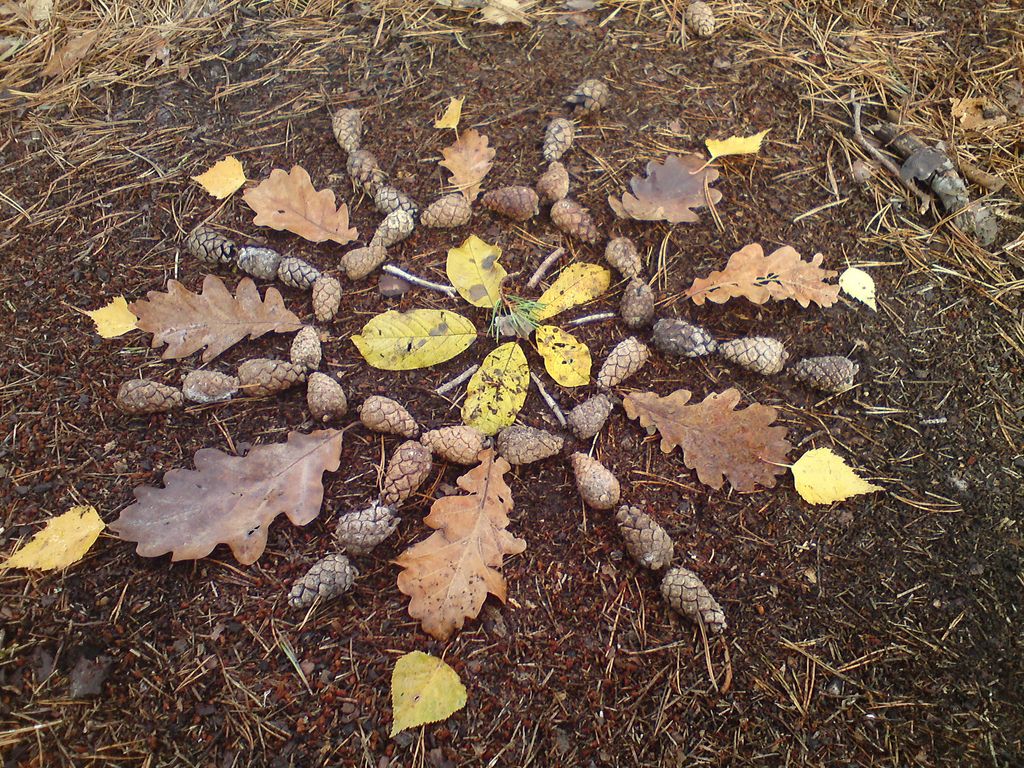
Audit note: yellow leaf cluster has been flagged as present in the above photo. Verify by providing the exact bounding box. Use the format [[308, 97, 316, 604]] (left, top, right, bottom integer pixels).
[[446, 235, 506, 308], [535, 263, 611, 321], [192, 156, 247, 199], [84, 296, 138, 338], [434, 97, 464, 130], [791, 448, 883, 505], [535, 325, 591, 386], [390, 652, 468, 736], [838, 267, 877, 311], [462, 343, 529, 435], [705, 129, 770, 162], [352, 309, 477, 371], [3, 506, 105, 571]]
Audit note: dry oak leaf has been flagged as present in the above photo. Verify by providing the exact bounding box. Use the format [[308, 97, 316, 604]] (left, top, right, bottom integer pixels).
[[686, 243, 840, 308], [243, 165, 358, 244], [395, 449, 526, 640], [110, 430, 344, 565], [41, 28, 98, 77], [623, 388, 791, 492], [131, 275, 302, 363], [439, 129, 495, 203], [608, 153, 722, 224]]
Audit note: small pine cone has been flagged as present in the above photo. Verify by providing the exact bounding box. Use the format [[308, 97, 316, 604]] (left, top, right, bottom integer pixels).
[[597, 337, 650, 388], [359, 396, 419, 437], [117, 379, 183, 414], [334, 500, 399, 556], [620, 278, 655, 329], [567, 393, 614, 440], [181, 370, 238, 404], [543, 118, 575, 162], [420, 194, 472, 228], [566, 78, 610, 114], [616, 505, 674, 570], [277, 256, 321, 290], [420, 426, 488, 465], [381, 440, 433, 506], [550, 199, 599, 243], [347, 149, 387, 194], [331, 108, 362, 153], [570, 452, 621, 510], [290, 326, 322, 371], [496, 425, 564, 465], [536, 161, 570, 204], [288, 553, 357, 609], [481, 186, 539, 222], [661, 566, 726, 635], [790, 356, 859, 392], [370, 209, 415, 249], [236, 245, 282, 281], [685, 1, 716, 37], [186, 225, 236, 267], [373, 185, 419, 217], [718, 337, 788, 375], [651, 318, 718, 358], [306, 372, 348, 422], [312, 276, 342, 322], [341, 244, 388, 281], [604, 237, 642, 279], [237, 358, 306, 397]]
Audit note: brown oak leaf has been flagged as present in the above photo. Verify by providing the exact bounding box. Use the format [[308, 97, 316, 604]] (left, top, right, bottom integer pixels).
[[41, 28, 98, 78], [395, 449, 526, 640], [242, 165, 358, 244], [131, 275, 302, 363], [623, 388, 791, 492], [608, 153, 722, 223], [439, 129, 495, 203], [110, 430, 344, 565], [686, 243, 839, 308]]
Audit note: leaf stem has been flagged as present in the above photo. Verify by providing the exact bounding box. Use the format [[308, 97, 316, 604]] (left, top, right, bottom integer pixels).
[[564, 311, 616, 327], [530, 372, 566, 426], [435, 365, 479, 396]]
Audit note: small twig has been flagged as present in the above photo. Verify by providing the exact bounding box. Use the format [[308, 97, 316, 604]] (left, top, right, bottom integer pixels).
[[381, 264, 457, 297], [525, 247, 564, 289], [530, 372, 566, 426], [435, 364, 479, 396], [565, 311, 617, 328]]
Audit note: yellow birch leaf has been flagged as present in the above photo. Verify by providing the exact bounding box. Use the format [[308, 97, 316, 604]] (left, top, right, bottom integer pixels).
[[352, 309, 477, 370], [462, 342, 529, 435], [534, 263, 611, 321], [791, 448, 883, 505], [3, 505, 105, 571], [839, 267, 877, 311], [192, 156, 247, 199], [84, 296, 138, 338], [434, 97, 464, 130], [705, 129, 770, 162], [446, 235, 507, 308], [535, 325, 591, 387], [390, 652, 467, 737]]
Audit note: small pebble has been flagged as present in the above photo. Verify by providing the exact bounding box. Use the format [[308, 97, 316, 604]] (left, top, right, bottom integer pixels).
[[378, 273, 411, 297]]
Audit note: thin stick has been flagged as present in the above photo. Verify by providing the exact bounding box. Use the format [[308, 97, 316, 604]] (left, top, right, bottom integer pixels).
[[525, 247, 564, 289], [435, 364, 478, 396], [381, 264, 457, 297], [565, 311, 616, 328], [530, 372, 566, 426]]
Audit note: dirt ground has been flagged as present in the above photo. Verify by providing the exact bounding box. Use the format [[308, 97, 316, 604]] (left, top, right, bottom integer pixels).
[[1, 1, 1022, 766]]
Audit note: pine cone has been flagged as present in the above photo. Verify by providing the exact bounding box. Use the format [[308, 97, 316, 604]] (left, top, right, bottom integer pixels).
[[237, 358, 306, 397], [570, 452, 621, 510], [543, 118, 575, 162], [550, 199, 599, 243], [790, 356, 858, 392], [236, 245, 282, 281], [181, 370, 238, 404], [567, 393, 614, 439], [312, 276, 342, 322], [661, 566, 726, 635], [370, 209, 415, 249], [651, 318, 718, 358], [481, 186, 539, 222], [381, 440, 433, 506], [373, 185, 419, 217], [334, 500, 399, 555], [347, 149, 386, 194], [597, 337, 650, 388], [616, 505, 674, 570], [359, 396, 419, 437], [185, 225, 236, 267], [288, 553, 357, 609], [331, 108, 362, 153], [277, 256, 321, 290], [566, 78, 610, 114], [289, 326, 322, 371], [604, 237, 642, 279], [620, 278, 655, 329], [341, 244, 388, 281], [306, 372, 348, 423], [117, 379, 183, 414], [685, 1, 716, 37], [420, 426, 488, 465], [420, 194, 472, 228], [536, 161, 570, 204], [718, 337, 788, 375], [496, 426, 564, 465]]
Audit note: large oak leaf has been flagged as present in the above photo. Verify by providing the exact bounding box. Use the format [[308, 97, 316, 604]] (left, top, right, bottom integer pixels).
[[608, 153, 722, 223], [439, 129, 495, 203], [243, 165, 358, 244]]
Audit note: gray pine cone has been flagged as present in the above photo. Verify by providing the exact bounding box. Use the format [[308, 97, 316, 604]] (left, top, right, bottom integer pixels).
[[543, 118, 575, 162], [312, 276, 342, 322], [381, 440, 433, 506], [651, 318, 718, 357], [496, 425, 564, 465], [604, 237, 642, 279], [359, 396, 419, 437], [567, 393, 614, 440], [373, 185, 419, 217], [661, 566, 726, 635], [334, 500, 399, 556], [481, 186, 540, 222], [347, 149, 387, 194], [566, 78, 610, 114], [236, 245, 282, 281], [685, 1, 716, 38], [290, 326, 322, 371], [550, 199, 600, 243], [420, 426, 488, 465], [181, 370, 238, 404], [620, 278, 655, 329], [420, 194, 472, 228], [570, 452, 621, 510], [186, 226, 236, 267], [341, 244, 388, 281], [370, 209, 415, 249], [277, 256, 321, 290], [790, 356, 859, 392], [306, 372, 348, 422], [718, 337, 788, 375], [616, 505, 674, 570], [288, 553, 358, 609], [117, 379, 183, 414], [331, 108, 362, 153], [597, 337, 650, 388], [536, 161, 570, 204], [237, 358, 306, 397]]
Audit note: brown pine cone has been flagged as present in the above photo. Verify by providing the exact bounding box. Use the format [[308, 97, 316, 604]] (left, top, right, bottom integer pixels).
[[566, 78, 610, 114], [347, 149, 387, 194], [718, 337, 788, 375], [370, 209, 415, 249], [550, 199, 599, 243], [620, 278, 655, 329], [597, 337, 650, 388], [685, 1, 716, 37], [651, 318, 718, 357], [181, 370, 238, 404], [312, 276, 342, 322], [341, 244, 388, 281], [567, 393, 614, 440], [536, 161, 570, 204], [420, 426, 488, 465], [307, 372, 348, 422], [604, 237, 642, 279], [381, 440, 433, 506], [186, 225, 236, 267], [420, 194, 472, 228], [237, 358, 306, 397], [288, 553, 358, 609], [481, 186, 539, 222], [543, 118, 575, 162], [290, 326, 322, 371], [277, 256, 321, 290], [359, 396, 419, 437], [661, 566, 726, 635], [496, 426, 564, 465], [373, 185, 419, 217], [236, 245, 282, 281], [616, 505, 674, 570], [334, 500, 399, 556], [570, 452, 620, 510], [117, 379, 183, 414], [331, 108, 362, 153], [790, 356, 858, 392]]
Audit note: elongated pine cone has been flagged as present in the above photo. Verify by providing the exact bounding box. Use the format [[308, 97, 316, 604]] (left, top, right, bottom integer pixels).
[[719, 337, 788, 375], [543, 118, 575, 162], [604, 237, 642, 279], [420, 426, 488, 465], [570, 452, 621, 510], [791, 356, 858, 392], [567, 393, 614, 439], [359, 396, 419, 437], [237, 358, 306, 397], [661, 566, 726, 635], [420, 194, 472, 228], [181, 370, 238, 404], [482, 186, 539, 222], [381, 440, 433, 506], [497, 425, 564, 465], [288, 553, 357, 609], [551, 199, 599, 243], [597, 337, 650, 388], [616, 505, 674, 570], [236, 245, 282, 281], [620, 278, 655, 329], [685, 1, 716, 37], [370, 209, 415, 249], [652, 318, 718, 357], [290, 326, 322, 371], [373, 185, 418, 217], [566, 78, 610, 114], [536, 161, 570, 204], [335, 500, 399, 556], [186, 226, 236, 267], [117, 379, 183, 414], [277, 256, 321, 290], [341, 244, 388, 280], [347, 149, 386, 194], [331, 108, 362, 153], [312, 276, 342, 322], [307, 372, 348, 422]]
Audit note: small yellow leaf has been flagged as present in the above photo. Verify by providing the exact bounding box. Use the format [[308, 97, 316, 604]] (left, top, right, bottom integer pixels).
[[791, 448, 883, 505], [352, 309, 477, 370], [535, 263, 611, 321], [446, 235, 507, 308], [839, 267, 877, 311], [3, 505, 105, 571], [434, 97, 464, 130], [85, 296, 138, 338], [192, 155, 247, 199], [462, 342, 529, 435], [535, 325, 591, 387], [390, 652, 467, 737], [705, 129, 770, 162]]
